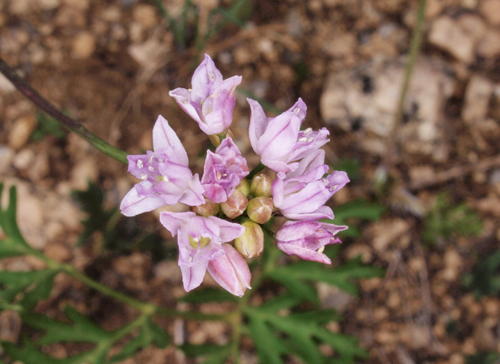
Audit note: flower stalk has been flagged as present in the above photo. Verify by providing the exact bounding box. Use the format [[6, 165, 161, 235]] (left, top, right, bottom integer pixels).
[[0, 57, 129, 164]]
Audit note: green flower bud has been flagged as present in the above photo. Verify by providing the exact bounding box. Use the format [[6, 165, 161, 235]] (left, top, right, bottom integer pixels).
[[235, 178, 251, 197], [247, 196, 273, 224], [221, 189, 248, 219], [250, 173, 273, 197], [235, 220, 264, 259], [191, 198, 220, 217]]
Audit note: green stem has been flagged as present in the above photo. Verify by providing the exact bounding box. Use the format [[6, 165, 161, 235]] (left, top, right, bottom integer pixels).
[[62, 264, 155, 313], [60, 263, 226, 321], [229, 310, 242, 364], [0, 57, 128, 164], [247, 162, 265, 180], [393, 0, 427, 127], [385, 0, 427, 172], [230, 233, 282, 362]]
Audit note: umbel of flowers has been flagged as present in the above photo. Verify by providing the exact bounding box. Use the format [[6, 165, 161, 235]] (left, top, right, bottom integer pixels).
[[120, 55, 349, 296]]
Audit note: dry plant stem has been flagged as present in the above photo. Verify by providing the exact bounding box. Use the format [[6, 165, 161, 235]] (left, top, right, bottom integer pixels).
[[0, 57, 129, 164], [384, 0, 427, 172]]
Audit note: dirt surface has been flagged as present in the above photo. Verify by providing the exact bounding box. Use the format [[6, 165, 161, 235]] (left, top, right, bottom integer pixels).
[[2, 0, 500, 363]]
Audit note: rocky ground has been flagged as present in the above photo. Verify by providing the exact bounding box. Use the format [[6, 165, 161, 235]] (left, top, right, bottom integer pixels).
[[1, 0, 500, 363]]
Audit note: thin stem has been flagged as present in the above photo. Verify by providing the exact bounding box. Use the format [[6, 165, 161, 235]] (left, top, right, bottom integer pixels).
[[229, 309, 242, 364], [247, 162, 265, 180], [229, 233, 281, 362], [60, 263, 226, 321], [62, 263, 155, 313], [384, 0, 427, 171], [0, 57, 128, 164]]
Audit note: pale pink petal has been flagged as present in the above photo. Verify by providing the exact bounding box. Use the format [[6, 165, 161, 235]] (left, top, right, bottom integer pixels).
[[120, 186, 166, 216]]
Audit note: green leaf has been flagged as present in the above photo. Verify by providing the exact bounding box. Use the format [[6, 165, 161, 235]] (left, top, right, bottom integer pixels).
[[1, 336, 102, 364], [6, 307, 171, 364], [0, 183, 32, 250], [291, 309, 341, 324], [109, 317, 170, 363], [248, 315, 285, 364], [246, 305, 367, 364], [463, 249, 500, 298], [465, 351, 499, 364], [31, 112, 65, 141], [22, 305, 112, 345], [423, 192, 482, 244], [0, 269, 59, 310], [259, 293, 302, 312], [266, 269, 319, 305], [179, 288, 238, 303], [269, 258, 384, 297], [322, 199, 386, 238], [72, 181, 117, 246], [331, 159, 361, 182]]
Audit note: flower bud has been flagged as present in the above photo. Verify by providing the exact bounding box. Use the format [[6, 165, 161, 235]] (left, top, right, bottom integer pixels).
[[191, 198, 220, 217], [250, 173, 273, 197], [235, 178, 250, 197], [207, 244, 251, 297], [221, 189, 248, 219], [234, 220, 264, 258], [247, 196, 273, 224]]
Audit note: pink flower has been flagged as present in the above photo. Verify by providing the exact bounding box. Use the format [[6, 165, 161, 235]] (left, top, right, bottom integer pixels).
[[120, 115, 205, 217], [169, 54, 242, 135], [208, 244, 251, 297], [272, 150, 349, 220], [247, 98, 329, 173], [201, 137, 249, 203], [276, 220, 347, 264], [159, 211, 245, 292]]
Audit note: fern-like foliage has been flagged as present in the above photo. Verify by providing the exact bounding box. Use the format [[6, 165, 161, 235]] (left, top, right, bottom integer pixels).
[[0, 183, 170, 364]]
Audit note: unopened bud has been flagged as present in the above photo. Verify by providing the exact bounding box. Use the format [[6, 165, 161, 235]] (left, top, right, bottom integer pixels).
[[207, 244, 251, 297], [221, 189, 248, 219], [191, 198, 220, 217], [250, 174, 273, 197], [235, 178, 250, 197], [235, 220, 264, 258], [247, 196, 273, 224]]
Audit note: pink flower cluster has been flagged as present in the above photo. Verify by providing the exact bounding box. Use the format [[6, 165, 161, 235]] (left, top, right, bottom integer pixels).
[[121, 55, 349, 296]]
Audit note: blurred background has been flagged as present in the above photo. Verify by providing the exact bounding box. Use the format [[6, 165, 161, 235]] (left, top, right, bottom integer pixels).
[[1, 0, 500, 363]]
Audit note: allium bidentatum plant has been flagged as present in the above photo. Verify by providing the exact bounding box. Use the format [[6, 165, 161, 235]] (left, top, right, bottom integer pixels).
[[120, 54, 349, 296]]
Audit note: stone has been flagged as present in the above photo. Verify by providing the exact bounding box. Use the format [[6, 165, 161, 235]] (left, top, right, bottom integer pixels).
[[442, 248, 463, 281], [345, 244, 373, 263], [12, 148, 35, 170], [132, 5, 157, 28], [477, 29, 500, 58], [457, 14, 487, 42], [69, 157, 98, 190], [71, 31, 96, 59], [63, 0, 89, 10], [480, 0, 500, 26], [9, 0, 31, 15], [38, 0, 61, 10], [0, 146, 14, 175], [8, 114, 37, 150], [462, 75, 494, 124], [317, 284, 356, 313], [428, 16, 475, 63], [101, 5, 122, 22], [0, 73, 16, 94], [371, 218, 410, 252]]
